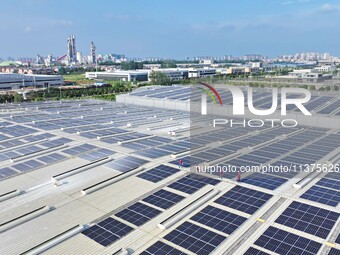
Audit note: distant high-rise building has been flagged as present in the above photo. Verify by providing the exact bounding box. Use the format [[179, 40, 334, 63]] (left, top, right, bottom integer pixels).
[[90, 41, 96, 64], [67, 35, 77, 64], [36, 54, 44, 64], [44, 54, 53, 66], [76, 52, 82, 64]]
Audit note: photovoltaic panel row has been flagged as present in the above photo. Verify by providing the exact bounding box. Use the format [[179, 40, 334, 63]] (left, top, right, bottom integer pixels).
[[62, 124, 109, 134], [0, 140, 62, 161], [22, 133, 55, 142], [79, 127, 127, 139], [134, 147, 171, 158], [0, 125, 37, 137], [325, 171, 339, 181], [0, 167, 18, 180], [137, 165, 179, 182], [12, 159, 44, 172], [316, 178, 340, 190], [122, 136, 173, 151], [328, 248, 340, 255], [241, 172, 288, 190], [36, 153, 66, 164], [140, 241, 188, 255], [301, 185, 340, 207], [61, 143, 98, 156], [82, 217, 133, 247], [336, 234, 340, 244], [101, 132, 149, 144], [215, 186, 272, 214], [254, 226, 322, 255], [243, 247, 270, 255], [0, 138, 26, 149], [39, 137, 72, 149], [115, 202, 161, 226], [78, 148, 115, 162], [275, 201, 339, 239], [317, 99, 340, 115], [104, 156, 148, 172], [302, 96, 333, 112], [168, 174, 220, 194], [163, 221, 226, 255], [142, 189, 185, 209], [0, 134, 10, 141], [190, 205, 247, 235]]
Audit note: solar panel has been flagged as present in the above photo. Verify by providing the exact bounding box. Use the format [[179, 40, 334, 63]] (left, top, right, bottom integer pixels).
[[215, 186, 272, 214], [82, 217, 133, 247], [241, 173, 287, 190], [12, 159, 44, 172], [325, 171, 340, 181], [142, 189, 184, 209], [0, 167, 17, 179], [115, 202, 161, 226], [164, 221, 226, 255], [104, 156, 148, 172], [243, 247, 270, 255], [134, 148, 170, 158], [254, 226, 322, 255], [37, 153, 66, 164], [168, 174, 220, 194], [140, 241, 188, 255], [78, 148, 114, 162], [301, 186, 340, 207], [137, 165, 179, 183], [328, 248, 340, 255], [190, 205, 247, 234], [316, 178, 340, 190], [62, 143, 97, 156], [336, 234, 340, 244], [275, 201, 339, 239]]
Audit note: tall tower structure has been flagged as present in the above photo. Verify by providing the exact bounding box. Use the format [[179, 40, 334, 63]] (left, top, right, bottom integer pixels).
[[67, 35, 77, 64], [90, 41, 96, 64]]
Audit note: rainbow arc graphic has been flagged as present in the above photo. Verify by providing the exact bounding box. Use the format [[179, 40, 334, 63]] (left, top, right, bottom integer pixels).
[[198, 82, 223, 106]]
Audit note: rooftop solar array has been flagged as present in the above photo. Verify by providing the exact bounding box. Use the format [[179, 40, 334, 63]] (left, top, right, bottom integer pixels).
[[275, 201, 339, 239], [140, 241, 188, 255], [137, 164, 179, 182], [115, 202, 162, 226], [254, 226, 322, 255], [142, 189, 185, 209], [82, 217, 133, 247], [0, 94, 339, 255], [190, 205, 247, 235], [168, 174, 220, 194], [215, 186, 272, 214], [129, 85, 340, 116], [104, 156, 148, 172], [163, 221, 226, 255]]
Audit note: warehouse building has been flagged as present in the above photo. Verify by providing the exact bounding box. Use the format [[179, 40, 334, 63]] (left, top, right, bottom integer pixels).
[[0, 73, 63, 90], [0, 86, 339, 255]]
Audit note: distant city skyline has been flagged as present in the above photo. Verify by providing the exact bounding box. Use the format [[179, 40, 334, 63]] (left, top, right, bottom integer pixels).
[[1, 0, 340, 58]]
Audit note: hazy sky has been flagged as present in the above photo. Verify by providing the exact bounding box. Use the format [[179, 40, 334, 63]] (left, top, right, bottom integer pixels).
[[1, 0, 340, 59]]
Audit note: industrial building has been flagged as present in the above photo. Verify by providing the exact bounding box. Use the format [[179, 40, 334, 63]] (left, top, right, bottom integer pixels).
[[67, 35, 77, 64], [0, 85, 339, 255], [85, 68, 217, 83], [273, 69, 333, 83], [85, 70, 149, 82], [0, 73, 63, 90]]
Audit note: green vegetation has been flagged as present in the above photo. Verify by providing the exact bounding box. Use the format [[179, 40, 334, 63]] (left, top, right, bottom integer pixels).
[[0, 94, 15, 103], [13, 93, 24, 102], [149, 71, 172, 85], [62, 73, 92, 85], [26, 81, 132, 101]]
